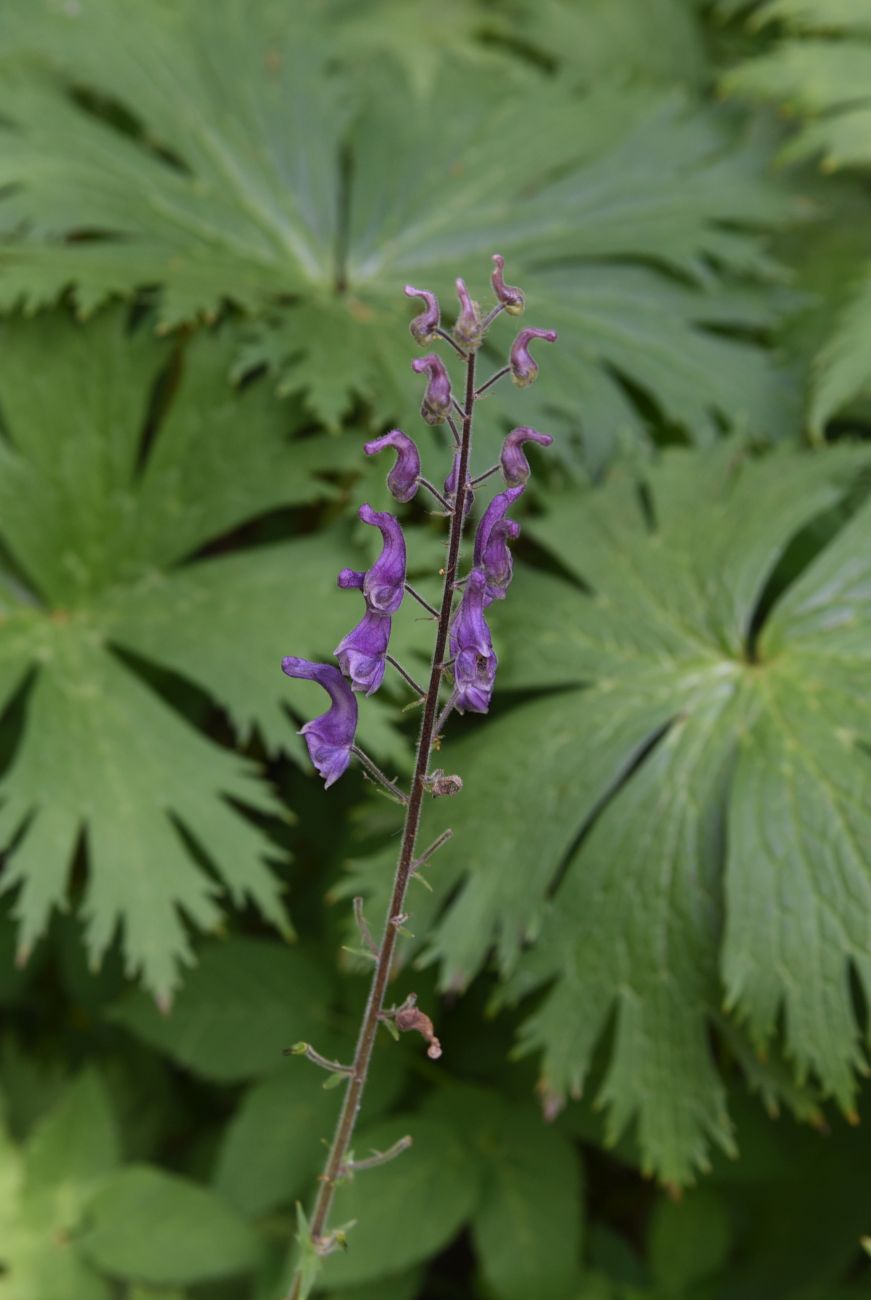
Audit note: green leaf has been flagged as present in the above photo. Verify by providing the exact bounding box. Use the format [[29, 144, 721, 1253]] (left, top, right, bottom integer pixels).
[[317, 1115, 482, 1287], [0, 1071, 120, 1300], [0, 307, 369, 999], [345, 443, 871, 1183], [109, 937, 335, 1083], [808, 264, 871, 433], [648, 1187, 732, 1294], [471, 1106, 583, 1300], [78, 1166, 260, 1285], [0, 4, 795, 458]]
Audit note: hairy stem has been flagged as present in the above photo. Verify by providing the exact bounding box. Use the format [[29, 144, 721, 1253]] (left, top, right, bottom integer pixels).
[[285, 350, 477, 1299]]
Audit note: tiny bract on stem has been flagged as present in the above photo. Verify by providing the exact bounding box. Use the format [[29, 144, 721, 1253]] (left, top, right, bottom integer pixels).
[[280, 254, 556, 1299]]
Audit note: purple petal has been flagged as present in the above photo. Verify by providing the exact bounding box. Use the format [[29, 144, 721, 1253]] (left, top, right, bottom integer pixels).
[[364, 429, 421, 503], [491, 254, 525, 315], [450, 569, 497, 714], [500, 426, 554, 487], [280, 657, 358, 787], [334, 609, 392, 696], [405, 285, 440, 345], [453, 276, 483, 349], [411, 354, 452, 425], [509, 328, 557, 388], [359, 503, 407, 614]]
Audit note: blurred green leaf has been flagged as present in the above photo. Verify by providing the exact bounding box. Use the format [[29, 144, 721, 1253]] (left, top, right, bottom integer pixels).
[[78, 1166, 260, 1285], [648, 1187, 731, 1295]]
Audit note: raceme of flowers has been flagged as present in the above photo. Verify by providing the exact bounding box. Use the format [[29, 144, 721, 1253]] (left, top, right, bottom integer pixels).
[[281, 256, 555, 788]]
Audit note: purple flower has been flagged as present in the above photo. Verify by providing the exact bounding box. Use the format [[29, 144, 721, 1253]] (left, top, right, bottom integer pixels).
[[500, 426, 554, 486], [335, 608, 392, 696], [280, 657, 358, 788], [404, 285, 440, 345], [453, 277, 483, 349], [473, 485, 524, 604], [509, 327, 557, 388], [364, 429, 421, 503], [491, 254, 525, 315], [411, 354, 452, 425], [450, 568, 497, 714], [357, 504, 406, 614]]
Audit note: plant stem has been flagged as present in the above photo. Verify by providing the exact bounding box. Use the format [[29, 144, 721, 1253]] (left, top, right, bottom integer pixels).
[[285, 351, 477, 1299]]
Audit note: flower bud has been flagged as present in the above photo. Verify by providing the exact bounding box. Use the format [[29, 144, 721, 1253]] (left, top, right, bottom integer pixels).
[[452, 277, 483, 350], [364, 429, 420, 503], [491, 253, 525, 315], [500, 426, 554, 486], [404, 285, 440, 345], [411, 354, 452, 425], [509, 327, 557, 388]]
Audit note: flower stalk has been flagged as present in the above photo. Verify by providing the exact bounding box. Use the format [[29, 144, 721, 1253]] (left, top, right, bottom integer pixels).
[[281, 257, 555, 1297]]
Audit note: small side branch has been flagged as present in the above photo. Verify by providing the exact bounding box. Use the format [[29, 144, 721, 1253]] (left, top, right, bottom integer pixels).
[[480, 302, 507, 331], [446, 415, 461, 447], [341, 1136, 413, 1177], [411, 828, 453, 873], [471, 464, 499, 487], [475, 365, 510, 399], [417, 477, 452, 512], [353, 897, 378, 957], [351, 746, 408, 804], [286, 1043, 354, 1076], [386, 654, 426, 698], [435, 327, 466, 357], [404, 583, 439, 618]]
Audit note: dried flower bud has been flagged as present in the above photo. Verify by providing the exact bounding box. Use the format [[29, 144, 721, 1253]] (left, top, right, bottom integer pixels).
[[450, 568, 497, 714], [426, 769, 464, 798], [452, 277, 483, 350], [491, 253, 525, 315], [394, 994, 442, 1059], [404, 285, 440, 345], [500, 426, 554, 486], [358, 504, 407, 614], [509, 327, 557, 388], [334, 608, 392, 696], [411, 354, 453, 425], [280, 658, 358, 787], [364, 429, 421, 503]]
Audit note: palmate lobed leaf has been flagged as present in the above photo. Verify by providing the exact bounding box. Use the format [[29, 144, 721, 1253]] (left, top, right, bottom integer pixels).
[[0, 308, 370, 1001], [342, 442, 871, 1182], [0, 0, 796, 461], [723, 2, 871, 430]]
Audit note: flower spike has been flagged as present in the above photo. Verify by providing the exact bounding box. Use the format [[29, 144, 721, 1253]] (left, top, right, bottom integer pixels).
[[280, 658, 358, 788], [500, 426, 554, 486], [364, 429, 421, 503], [411, 354, 453, 425], [453, 277, 483, 350], [509, 328, 558, 388], [491, 254, 525, 315], [404, 285, 440, 345], [334, 609, 392, 696], [358, 504, 407, 615], [450, 568, 497, 714]]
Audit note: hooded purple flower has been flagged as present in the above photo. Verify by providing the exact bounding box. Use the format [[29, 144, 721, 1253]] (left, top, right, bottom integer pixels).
[[509, 327, 557, 388], [450, 568, 497, 714], [411, 354, 452, 425], [364, 429, 421, 503], [453, 277, 483, 349], [491, 254, 525, 315], [355, 504, 406, 614], [280, 657, 358, 788], [404, 285, 440, 345], [334, 608, 392, 696], [500, 426, 554, 487], [473, 485, 524, 605]]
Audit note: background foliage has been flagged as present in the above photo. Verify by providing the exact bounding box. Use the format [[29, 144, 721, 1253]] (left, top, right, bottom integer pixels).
[[1, 1, 870, 1296]]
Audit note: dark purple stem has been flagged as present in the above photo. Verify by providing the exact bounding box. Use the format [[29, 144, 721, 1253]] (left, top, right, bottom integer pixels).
[[285, 350, 478, 1299]]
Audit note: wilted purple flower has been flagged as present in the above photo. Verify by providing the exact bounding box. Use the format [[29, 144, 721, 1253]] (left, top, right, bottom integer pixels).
[[280, 657, 358, 788], [491, 254, 525, 315], [450, 568, 497, 714], [357, 504, 406, 614], [509, 327, 558, 388], [335, 609, 392, 696], [453, 277, 483, 349], [404, 285, 440, 345], [473, 485, 524, 604], [412, 354, 452, 425], [500, 426, 554, 486], [364, 429, 421, 503]]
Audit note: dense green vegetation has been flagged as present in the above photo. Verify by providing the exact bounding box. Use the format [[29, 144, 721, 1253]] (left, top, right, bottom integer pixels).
[[1, 1, 871, 1296]]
